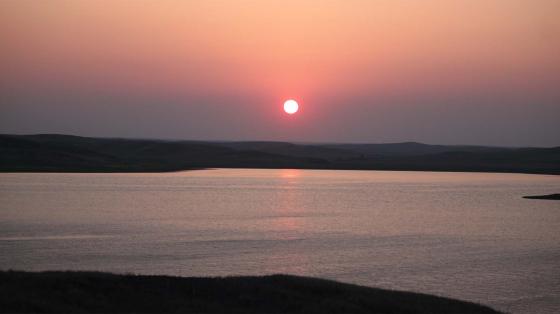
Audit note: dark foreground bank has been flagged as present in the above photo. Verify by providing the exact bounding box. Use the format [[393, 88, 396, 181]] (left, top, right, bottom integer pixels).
[[0, 271, 501, 314]]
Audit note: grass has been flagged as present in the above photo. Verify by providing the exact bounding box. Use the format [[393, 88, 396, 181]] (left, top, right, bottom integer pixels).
[[0, 270, 502, 313]]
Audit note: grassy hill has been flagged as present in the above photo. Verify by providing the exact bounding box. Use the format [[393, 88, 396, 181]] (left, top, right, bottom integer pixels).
[[319, 142, 507, 156], [0, 134, 325, 172], [1, 134, 559, 174], [0, 271, 501, 314]]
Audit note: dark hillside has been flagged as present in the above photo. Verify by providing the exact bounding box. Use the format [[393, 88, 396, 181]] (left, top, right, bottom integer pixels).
[[1, 134, 558, 174], [322, 142, 510, 156], [0, 134, 327, 172], [0, 271, 501, 314]]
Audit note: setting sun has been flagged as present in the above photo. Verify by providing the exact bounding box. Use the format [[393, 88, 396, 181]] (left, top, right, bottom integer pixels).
[[1, 1, 559, 312], [283, 100, 299, 115]]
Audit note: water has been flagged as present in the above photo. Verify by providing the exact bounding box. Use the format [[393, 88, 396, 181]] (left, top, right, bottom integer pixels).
[[1, 169, 559, 313]]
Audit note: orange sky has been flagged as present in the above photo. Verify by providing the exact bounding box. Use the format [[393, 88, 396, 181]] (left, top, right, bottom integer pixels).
[[1, 0, 559, 145]]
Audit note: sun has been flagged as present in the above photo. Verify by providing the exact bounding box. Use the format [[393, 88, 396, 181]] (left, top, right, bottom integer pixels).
[[283, 99, 299, 114]]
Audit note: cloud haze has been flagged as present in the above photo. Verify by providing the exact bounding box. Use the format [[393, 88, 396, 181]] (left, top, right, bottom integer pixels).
[[1, 0, 559, 146]]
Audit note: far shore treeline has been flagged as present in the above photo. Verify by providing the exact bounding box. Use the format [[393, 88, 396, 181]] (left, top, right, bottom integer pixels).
[[1, 134, 559, 174]]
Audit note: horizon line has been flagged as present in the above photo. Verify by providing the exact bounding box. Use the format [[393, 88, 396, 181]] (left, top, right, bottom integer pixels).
[[2, 133, 558, 149]]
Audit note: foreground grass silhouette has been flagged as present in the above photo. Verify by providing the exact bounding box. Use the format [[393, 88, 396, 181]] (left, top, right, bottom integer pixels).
[[0, 271, 501, 313]]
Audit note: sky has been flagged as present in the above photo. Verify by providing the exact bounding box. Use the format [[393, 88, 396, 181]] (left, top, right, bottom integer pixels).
[[1, 0, 559, 146]]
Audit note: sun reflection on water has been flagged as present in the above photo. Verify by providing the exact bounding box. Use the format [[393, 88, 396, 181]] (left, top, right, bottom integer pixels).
[[279, 169, 302, 179]]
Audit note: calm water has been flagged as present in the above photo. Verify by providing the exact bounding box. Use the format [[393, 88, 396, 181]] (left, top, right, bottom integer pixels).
[[1, 169, 559, 313]]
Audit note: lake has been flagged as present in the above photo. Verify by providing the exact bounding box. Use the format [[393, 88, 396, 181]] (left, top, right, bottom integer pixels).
[[1, 169, 559, 313]]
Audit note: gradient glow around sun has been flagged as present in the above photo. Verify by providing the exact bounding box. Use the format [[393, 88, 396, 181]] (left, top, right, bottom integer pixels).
[[283, 99, 299, 114]]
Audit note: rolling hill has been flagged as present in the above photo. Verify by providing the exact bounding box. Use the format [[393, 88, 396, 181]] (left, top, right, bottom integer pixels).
[[1, 134, 558, 174]]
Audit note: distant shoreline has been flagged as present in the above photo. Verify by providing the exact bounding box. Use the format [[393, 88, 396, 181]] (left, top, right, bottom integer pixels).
[[1, 167, 559, 176], [523, 193, 560, 200], [2, 134, 559, 175], [0, 270, 502, 314]]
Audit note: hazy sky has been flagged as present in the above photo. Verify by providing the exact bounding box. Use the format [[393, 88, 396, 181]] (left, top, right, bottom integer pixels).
[[1, 0, 559, 146]]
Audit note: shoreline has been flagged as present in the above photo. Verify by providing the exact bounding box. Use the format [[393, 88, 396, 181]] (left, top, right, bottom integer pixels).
[[2, 134, 558, 175], [523, 193, 560, 200], [0, 270, 502, 314], [1, 166, 558, 176]]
